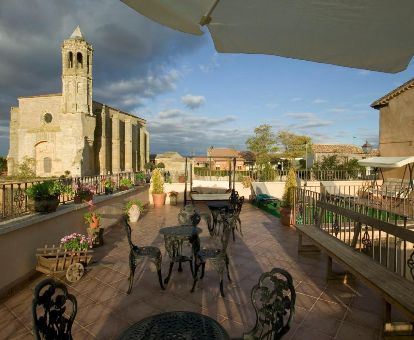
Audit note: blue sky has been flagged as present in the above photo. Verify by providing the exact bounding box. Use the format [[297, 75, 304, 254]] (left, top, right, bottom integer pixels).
[[1, 0, 413, 157]]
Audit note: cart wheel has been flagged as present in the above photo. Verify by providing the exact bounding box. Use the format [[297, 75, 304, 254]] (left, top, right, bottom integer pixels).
[[66, 263, 84, 282]]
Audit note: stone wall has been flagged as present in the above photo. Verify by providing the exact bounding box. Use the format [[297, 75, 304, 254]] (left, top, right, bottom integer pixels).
[[0, 186, 149, 298]]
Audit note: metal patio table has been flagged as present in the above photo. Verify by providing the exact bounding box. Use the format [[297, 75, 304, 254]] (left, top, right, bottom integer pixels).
[[159, 225, 202, 284], [119, 311, 230, 339]]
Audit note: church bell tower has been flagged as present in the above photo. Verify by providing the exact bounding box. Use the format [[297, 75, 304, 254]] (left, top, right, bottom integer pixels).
[[61, 26, 93, 115]]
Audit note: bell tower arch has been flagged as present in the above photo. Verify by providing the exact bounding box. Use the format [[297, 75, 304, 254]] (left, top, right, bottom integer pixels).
[[61, 26, 93, 115]]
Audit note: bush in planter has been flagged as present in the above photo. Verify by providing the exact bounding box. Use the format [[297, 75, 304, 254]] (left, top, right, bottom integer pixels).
[[102, 177, 115, 194], [134, 172, 146, 185], [26, 181, 71, 213], [124, 199, 144, 222], [119, 178, 134, 190], [151, 168, 166, 206], [73, 183, 95, 203], [280, 168, 297, 226], [144, 162, 155, 171]]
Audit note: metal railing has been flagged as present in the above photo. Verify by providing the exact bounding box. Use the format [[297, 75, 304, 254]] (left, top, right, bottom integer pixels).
[[0, 172, 141, 221], [192, 168, 374, 182], [294, 189, 414, 282]]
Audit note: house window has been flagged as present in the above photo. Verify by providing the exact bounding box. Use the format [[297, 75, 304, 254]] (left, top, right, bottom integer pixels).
[[68, 52, 73, 68], [44, 157, 52, 173]]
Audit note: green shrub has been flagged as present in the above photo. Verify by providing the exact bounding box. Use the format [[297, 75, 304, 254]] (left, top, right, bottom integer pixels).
[[151, 168, 164, 194], [119, 178, 134, 188], [260, 163, 276, 181], [281, 168, 297, 208], [124, 199, 144, 214], [156, 162, 165, 168], [26, 181, 71, 200]]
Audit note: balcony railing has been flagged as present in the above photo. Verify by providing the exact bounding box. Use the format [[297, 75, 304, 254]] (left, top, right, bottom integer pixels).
[[294, 187, 414, 282], [192, 168, 374, 182], [0, 172, 140, 221]]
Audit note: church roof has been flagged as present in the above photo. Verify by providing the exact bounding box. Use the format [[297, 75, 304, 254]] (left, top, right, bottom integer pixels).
[[70, 26, 84, 40]]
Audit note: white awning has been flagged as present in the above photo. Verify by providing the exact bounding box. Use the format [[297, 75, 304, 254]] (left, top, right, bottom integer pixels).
[[358, 156, 414, 168], [121, 0, 414, 73]]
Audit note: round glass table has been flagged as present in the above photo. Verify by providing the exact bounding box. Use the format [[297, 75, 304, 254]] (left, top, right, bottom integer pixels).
[[119, 311, 230, 339]]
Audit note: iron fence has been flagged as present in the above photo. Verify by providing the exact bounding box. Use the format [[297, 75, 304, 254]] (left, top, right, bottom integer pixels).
[[0, 172, 141, 221], [192, 168, 374, 182], [294, 190, 414, 282]]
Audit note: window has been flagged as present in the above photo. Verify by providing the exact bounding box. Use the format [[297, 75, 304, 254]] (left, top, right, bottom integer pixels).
[[43, 113, 53, 123], [68, 52, 73, 68], [44, 157, 52, 173], [77, 52, 83, 68]]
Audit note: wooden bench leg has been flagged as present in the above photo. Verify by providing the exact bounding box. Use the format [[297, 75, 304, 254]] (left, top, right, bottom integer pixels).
[[297, 232, 320, 253], [326, 256, 349, 281]]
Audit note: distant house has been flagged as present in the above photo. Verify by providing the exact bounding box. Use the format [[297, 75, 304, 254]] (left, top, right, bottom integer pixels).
[[310, 144, 378, 165], [206, 147, 245, 171], [371, 77, 414, 178], [155, 152, 186, 172]]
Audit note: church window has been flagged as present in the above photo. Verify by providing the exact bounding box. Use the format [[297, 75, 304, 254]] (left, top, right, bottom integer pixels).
[[77, 52, 83, 68], [43, 113, 53, 123], [87, 55, 90, 73], [68, 52, 73, 68], [44, 157, 52, 173]]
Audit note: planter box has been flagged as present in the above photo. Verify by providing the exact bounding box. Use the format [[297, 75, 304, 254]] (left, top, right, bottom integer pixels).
[[32, 197, 60, 213]]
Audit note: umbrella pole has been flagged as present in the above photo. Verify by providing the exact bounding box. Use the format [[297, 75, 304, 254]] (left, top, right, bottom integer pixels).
[[200, 0, 220, 25]]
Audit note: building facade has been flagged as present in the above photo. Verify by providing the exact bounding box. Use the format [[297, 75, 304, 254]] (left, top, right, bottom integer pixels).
[[371, 77, 414, 178], [7, 27, 149, 177]]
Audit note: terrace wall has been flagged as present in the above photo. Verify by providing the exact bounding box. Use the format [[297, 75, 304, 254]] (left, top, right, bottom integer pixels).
[[0, 186, 149, 298]]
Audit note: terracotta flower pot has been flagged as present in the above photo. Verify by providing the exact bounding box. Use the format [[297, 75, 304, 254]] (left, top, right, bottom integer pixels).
[[89, 215, 100, 229], [152, 193, 166, 207], [280, 207, 293, 226]]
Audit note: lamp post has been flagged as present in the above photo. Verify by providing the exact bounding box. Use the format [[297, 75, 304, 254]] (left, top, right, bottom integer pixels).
[[361, 140, 372, 157]]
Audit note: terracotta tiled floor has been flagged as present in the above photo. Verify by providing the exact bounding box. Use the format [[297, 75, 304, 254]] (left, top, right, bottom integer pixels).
[[0, 203, 395, 339]]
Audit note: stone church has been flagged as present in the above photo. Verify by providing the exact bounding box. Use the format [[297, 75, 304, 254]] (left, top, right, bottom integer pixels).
[[7, 26, 149, 177]]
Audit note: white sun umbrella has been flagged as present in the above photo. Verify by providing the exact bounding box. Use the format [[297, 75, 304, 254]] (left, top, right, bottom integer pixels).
[[121, 0, 414, 73]]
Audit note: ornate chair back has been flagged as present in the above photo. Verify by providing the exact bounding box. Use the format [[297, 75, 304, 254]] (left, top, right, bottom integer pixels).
[[122, 216, 136, 250], [246, 268, 295, 339], [32, 278, 77, 340], [178, 205, 201, 226], [216, 210, 235, 252], [228, 190, 239, 211]]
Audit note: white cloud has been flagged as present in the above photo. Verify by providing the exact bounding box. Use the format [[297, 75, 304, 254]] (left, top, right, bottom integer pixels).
[[199, 53, 220, 73], [284, 112, 333, 130], [291, 97, 302, 102], [329, 108, 349, 113], [181, 94, 206, 109], [312, 98, 326, 104], [148, 109, 243, 155]]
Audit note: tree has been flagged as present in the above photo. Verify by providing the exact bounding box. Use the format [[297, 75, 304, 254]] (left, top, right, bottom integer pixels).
[[277, 130, 312, 160], [144, 162, 155, 171], [17, 156, 36, 179], [246, 124, 278, 166], [156, 162, 165, 169]]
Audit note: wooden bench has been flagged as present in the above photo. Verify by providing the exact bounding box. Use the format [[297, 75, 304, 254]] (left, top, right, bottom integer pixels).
[[296, 200, 414, 336]]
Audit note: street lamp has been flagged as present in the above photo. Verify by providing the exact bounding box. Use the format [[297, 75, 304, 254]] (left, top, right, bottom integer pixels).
[[361, 140, 373, 157]]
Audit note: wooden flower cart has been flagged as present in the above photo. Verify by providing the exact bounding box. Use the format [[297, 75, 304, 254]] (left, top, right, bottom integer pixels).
[[35, 245, 93, 282]]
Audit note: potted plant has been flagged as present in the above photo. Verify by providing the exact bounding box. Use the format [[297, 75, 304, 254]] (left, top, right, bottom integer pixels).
[[178, 174, 186, 183], [60, 233, 93, 254], [103, 177, 115, 195], [169, 191, 178, 206], [26, 180, 71, 213], [124, 199, 144, 222], [280, 167, 297, 226], [134, 172, 146, 185], [84, 201, 103, 247], [151, 168, 166, 206], [73, 183, 94, 204], [119, 178, 134, 191]]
